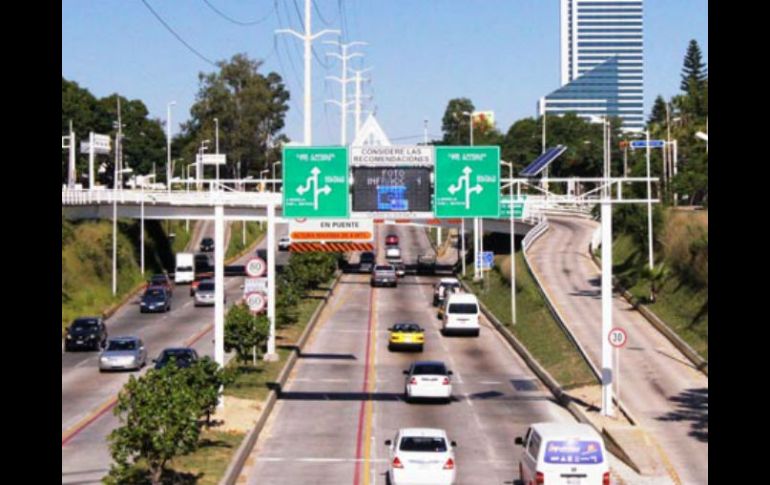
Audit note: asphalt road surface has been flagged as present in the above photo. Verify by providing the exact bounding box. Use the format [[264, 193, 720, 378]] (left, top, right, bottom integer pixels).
[[527, 216, 708, 485], [242, 225, 584, 485], [61, 222, 286, 485]]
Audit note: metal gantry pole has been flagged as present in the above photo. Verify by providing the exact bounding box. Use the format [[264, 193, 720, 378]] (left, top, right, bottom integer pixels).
[[112, 194, 117, 296], [88, 132, 95, 189], [461, 219, 466, 277], [265, 201, 278, 360], [600, 169, 614, 417], [214, 204, 225, 409], [167, 101, 175, 192], [645, 130, 654, 270], [140, 187, 145, 275], [68, 120, 76, 189]]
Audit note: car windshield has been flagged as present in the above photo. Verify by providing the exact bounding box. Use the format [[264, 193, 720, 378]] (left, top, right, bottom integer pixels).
[[412, 364, 447, 375], [159, 350, 195, 362], [198, 282, 215, 291], [72, 320, 98, 331], [360, 253, 375, 262], [399, 437, 448, 453], [448, 303, 477, 314], [544, 440, 604, 464], [107, 340, 137, 351], [145, 289, 166, 298], [375, 266, 394, 271], [393, 324, 420, 332]]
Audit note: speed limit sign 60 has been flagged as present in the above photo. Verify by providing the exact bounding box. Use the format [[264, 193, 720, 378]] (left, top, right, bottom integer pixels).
[[609, 328, 627, 348], [245, 257, 266, 277], [245, 292, 266, 314]]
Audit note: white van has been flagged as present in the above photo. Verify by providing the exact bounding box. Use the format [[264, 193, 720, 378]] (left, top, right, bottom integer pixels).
[[516, 423, 610, 485], [175, 253, 195, 284], [441, 293, 480, 336]]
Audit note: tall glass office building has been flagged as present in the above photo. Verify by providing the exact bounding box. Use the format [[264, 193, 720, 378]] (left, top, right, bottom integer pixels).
[[539, 0, 644, 132]]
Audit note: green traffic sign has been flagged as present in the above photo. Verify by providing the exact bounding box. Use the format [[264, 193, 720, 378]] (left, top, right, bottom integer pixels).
[[434, 146, 500, 217], [283, 146, 349, 218], [500, 195, 527, 218]]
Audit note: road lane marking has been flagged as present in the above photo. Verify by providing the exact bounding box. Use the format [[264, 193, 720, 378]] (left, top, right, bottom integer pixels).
[[353, 285, 376, 485], [255, 457, 388, 463]]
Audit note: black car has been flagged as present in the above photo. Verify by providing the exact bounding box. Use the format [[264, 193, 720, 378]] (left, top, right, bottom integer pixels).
[[359, 252, 376, 273], [200, 237, 215, 252], [194, 253, 212, 275], [153, 348, 199, 370], [64, 317, 107, 351], [140, 287, 172, 313]]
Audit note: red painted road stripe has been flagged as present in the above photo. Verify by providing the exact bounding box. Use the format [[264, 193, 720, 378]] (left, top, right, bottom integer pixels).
[[62, 322, 214, 447], [353, 285, 375, 485]]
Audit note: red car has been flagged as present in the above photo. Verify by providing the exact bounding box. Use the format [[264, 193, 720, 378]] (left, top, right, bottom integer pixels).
[[385, 234, 399, 246]]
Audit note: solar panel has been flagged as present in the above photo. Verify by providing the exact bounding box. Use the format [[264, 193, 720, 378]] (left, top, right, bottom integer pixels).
[[520, 145, 568, 177]]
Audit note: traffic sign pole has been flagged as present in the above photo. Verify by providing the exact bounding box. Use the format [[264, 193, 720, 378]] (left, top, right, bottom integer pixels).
[[601, 201, 614, 417], [608, 327, 627, 415], [265, 201, 278, 361], [214, 204, 225, 409]]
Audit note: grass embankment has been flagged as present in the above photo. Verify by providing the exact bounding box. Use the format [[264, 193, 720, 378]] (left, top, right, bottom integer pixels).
[[612, 209, 708, 359], [61, 218, 191, 335], [226, 222, 265, 260], [464, 252, 597, 389]]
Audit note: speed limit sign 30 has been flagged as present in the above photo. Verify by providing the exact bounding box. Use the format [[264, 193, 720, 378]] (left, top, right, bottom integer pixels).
[[609, 327, 627, 348]]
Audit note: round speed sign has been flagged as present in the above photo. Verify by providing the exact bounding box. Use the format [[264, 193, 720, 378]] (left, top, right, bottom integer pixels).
[[245, 292, 266, 314], [609, 328, 628, 348], [245, 257, 266, 277]]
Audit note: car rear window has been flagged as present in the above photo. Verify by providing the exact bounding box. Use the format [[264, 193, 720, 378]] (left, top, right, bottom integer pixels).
[[399, 437, 447, 452], [448, 303, 478, 314], [360, 253, 375, 262], [412, 364, 447, 375], [198, 283, 215, 291], [108, 340, 137, 351], [146, 289, 166, 297], [375, 265, 394, 271], [393, 324, 420, 332], [72, 320, 98, 330], [543, 440, 604, 464]]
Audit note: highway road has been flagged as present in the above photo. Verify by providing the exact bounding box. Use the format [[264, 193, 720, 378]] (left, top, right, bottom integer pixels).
[[527, 216, 708, 485], [241, 225, 592, 484], [61, 222, 286, 484]]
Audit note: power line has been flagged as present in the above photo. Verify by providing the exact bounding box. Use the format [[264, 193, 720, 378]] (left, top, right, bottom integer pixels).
[[312, 0, 337, 26], [201, 0, 275, 26], [338, 1, 350, 42], [140, 0, 217, 66]]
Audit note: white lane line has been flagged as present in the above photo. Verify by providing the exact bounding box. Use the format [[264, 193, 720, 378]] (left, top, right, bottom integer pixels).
[[479, 380, 502, 385], [255, 457, 389, 463]]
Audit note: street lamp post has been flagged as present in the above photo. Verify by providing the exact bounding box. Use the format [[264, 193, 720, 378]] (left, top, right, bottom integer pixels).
[[461, 111, 480, 281], [214, 118, 220, 185], [167, 101, 176, 192], [502, 161, 516, 325], [272, 161, 281, 193], [112, 167, 133, 296]]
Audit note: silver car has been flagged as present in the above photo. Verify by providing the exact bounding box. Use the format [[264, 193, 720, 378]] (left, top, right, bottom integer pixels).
[[194, 279, 225, 307], [99, 337, 147, 372]]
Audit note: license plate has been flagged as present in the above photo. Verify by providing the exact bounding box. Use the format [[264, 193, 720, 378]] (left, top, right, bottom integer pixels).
[[567, 479, 581, 485], [76, 340, 83, 344]]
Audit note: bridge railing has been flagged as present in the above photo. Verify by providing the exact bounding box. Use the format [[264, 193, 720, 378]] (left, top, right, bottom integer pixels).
[[62, 188, 281, 207]]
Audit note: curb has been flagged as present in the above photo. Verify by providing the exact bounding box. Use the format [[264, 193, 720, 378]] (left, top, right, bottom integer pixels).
[[225, 230, 266, 266], [218, 270, 344, 485], [459, 278, 644, 474], [587, 243, 708, 377]]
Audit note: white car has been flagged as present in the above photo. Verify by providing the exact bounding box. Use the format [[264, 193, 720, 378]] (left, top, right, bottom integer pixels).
[[278, 236, 291, 251], [386, 246, 401, 259], [386, 428, 456, 485], [516, 423, 610, 485], [404, 361, 452, 403]]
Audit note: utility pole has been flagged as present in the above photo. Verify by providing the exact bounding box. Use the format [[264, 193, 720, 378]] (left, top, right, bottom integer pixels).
[[350, 67, 373, 138], [645, 129, 654, 270], [67, 120, 76, 188], [325, 41, 366, 145], [215, 118, 220, 185], [276, 0, 339, 146], [423, 119, 428, 145]]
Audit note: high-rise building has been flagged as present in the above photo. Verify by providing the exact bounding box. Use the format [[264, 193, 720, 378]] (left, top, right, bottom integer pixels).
[[540, 0, 644, 132]]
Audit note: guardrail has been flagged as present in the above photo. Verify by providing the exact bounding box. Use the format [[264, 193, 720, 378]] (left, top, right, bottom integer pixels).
[[62, 188, 281, 207]]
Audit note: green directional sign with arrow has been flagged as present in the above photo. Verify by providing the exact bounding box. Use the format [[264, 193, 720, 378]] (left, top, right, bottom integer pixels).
[[434, 146, 500, 217], [283, 146, 349, 218], [500, 195, 528, 218]]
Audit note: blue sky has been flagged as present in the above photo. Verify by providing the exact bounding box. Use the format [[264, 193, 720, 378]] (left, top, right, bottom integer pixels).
[[62, 1, 708, 145]]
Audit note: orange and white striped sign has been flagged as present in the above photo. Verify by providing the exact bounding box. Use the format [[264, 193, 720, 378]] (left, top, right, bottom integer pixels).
[[290, 242, 375, 253]]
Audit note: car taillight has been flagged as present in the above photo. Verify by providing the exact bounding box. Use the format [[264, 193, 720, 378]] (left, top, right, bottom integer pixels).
[[409, 377, 417, 385], [392, 456, 403, 469], [603, 471, 610, 485], [442, 377, 450, 385], [535, 471, 545, 484], [443, 458, 454, 470]]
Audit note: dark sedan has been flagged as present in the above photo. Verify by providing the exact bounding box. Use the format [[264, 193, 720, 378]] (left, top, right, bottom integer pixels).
[[154, 348, 199, 370], [200, 237, 215, 252], [64, 317, 107, 352], [140, 287, 172, 313]]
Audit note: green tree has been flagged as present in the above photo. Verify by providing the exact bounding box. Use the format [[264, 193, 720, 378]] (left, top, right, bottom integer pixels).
[[441, 98, 475, 145], [680, 40, 707, 93], [284, 252, 338, 290], [180, 53, 290, 181], [224, 303, 271, 364], [648, 95, 667, 127], [186, 357, 233, 427], [106, 364, 201, 485]]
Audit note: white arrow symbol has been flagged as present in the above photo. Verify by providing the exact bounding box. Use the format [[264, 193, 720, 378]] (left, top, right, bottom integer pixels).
[[448, 166, 483, 209]]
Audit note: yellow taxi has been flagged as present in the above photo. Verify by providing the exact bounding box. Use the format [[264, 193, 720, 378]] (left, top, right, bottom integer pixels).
[[388, 323, 425, 352]]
